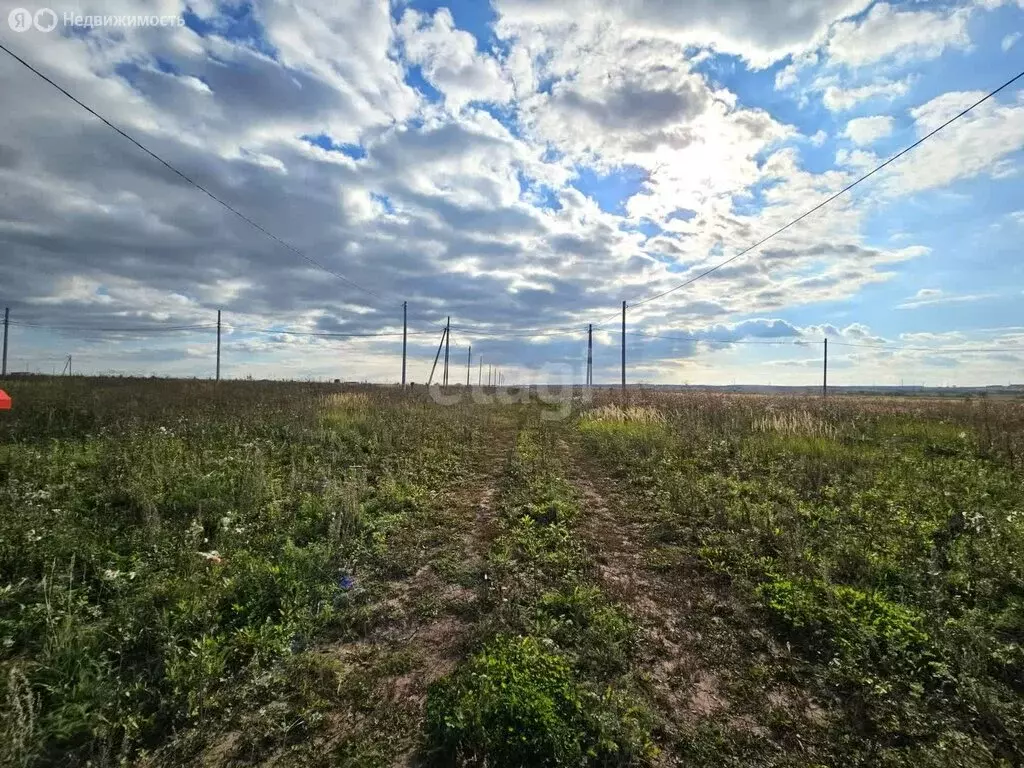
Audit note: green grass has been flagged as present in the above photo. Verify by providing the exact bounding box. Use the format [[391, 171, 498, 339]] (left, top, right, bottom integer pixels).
[[2, 380, 1023, 766], [424, 423, 656, 766], [0, 379, 483, 766], [426, 635, 601, 767], [579, 393, 1024, 766]]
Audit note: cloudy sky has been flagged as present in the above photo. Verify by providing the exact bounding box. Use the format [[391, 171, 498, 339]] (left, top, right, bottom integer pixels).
[[1, 0, 1022, 385]]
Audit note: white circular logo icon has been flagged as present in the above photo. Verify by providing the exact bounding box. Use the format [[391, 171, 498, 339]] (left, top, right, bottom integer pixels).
[[8, 8, 33, 31], [34, 7, 57, 31]]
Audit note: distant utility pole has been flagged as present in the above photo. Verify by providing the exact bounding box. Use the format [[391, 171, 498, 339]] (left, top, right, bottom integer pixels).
[[478, 355, 483, 387], [443, 316, 450, 387], [401, 301, 407, 389], [428, 325, 447, 385], [587, 323, 593, 387], [620, 301, 626, 393], [2, 307, 8, 378], [823, 337, 828, 398], [216, 310, 221, 382], [488, 364, 493, 387], [466, 345, 471, 386]]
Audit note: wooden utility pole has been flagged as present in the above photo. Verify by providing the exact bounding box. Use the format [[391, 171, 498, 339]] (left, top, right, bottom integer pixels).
[[1, 307, 8, 378], [478, 355, 483, 386], [488, 364, 493, 387], [620, 301, 626, 393], [216, 310, 221, 382], [823, 337, 828, 398], [428, 326, 447, 385], [466, 345, 471, 386], [587, 323, 593, 387], [401, 301, 407, 389], [443, 316, 450, 386]]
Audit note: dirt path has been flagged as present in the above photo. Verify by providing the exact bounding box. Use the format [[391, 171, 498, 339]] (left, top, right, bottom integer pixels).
[[563, 439, 833, 763], [315, 413, 520, 766], [193, 412, 522, 768]]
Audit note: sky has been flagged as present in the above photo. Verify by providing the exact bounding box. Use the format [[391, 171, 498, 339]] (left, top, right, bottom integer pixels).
[[0, 0, 1022, 386]]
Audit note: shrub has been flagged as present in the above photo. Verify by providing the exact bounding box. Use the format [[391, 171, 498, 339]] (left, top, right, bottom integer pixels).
[[756, 577, 939, 681], [425, 635, 651, 766], [426, 636, 588, 766]]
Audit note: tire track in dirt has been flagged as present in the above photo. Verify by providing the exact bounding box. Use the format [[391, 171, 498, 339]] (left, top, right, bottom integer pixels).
[[319, 409, 523, 767], [196, 410, 523, 768], [563, 439, 833, 764]]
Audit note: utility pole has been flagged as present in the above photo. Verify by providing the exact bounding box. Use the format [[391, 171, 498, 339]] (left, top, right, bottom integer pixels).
[[823, 337, 828, 398], [428, 326, 447, 385], [216, 310, 221, 382], [478, 355, 483, 386], [621, 301, 626, 393], [443, 316, 450, 387], [1, 307, 8, 378], [401, 301, 407, 389], [466, 345, 471, 386], [488, 364, 493, 387], [587, 323, 593, 387]]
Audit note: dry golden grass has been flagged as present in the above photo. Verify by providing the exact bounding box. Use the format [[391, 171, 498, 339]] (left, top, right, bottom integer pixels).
[[584, 404, 666, 424], [322, 392, 371, 409], [754, 409, 837, 440]]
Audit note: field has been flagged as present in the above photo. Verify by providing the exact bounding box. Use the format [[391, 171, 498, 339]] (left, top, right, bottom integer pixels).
[[1, 378, 1023, 767]]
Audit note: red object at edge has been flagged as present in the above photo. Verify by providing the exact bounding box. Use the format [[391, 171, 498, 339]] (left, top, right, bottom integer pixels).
[[0, 390, 10, 411]]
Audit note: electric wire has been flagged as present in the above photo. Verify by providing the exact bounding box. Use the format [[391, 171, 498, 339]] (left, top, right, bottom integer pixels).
[[0, 41, 386, 302], [622, 67, 1024, 311]]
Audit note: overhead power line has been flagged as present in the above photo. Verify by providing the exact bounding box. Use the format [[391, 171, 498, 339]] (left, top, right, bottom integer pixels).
[[3, 39, 1021, 348], [9, 321, 217, 332], [831, 341, 1024, 353], [626, 330, 821, 345], [10, 319, 442, 339], [235, 326, 439, 339], [449, 323, 586, 339], [0, 41, 384, 302], [625, 67, 1024, 311]]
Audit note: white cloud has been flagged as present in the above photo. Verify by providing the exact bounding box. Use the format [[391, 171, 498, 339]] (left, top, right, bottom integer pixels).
[[1004, 32, 1022, 50], [399, 8, 514, 111], [0, 0, 1019, 387], [826, 2, 971, 67], [843, 115, 895, 145], [774, 51, 818, 90], [883, 90, 1024, 194], [822, 79, 911, 111], [897, 289, 997, 309], [835, 147, 879, 170], [910, 90, 988, 133], [975, 0, 1024, 10], [496, 0, 870, 68]]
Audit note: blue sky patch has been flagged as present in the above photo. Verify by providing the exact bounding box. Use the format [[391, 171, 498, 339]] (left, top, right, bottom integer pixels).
[[183, 3, 278, 59], [301, 133, 367, 160], [402, 0, 507, 56], [571, 165, 649, 215]]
